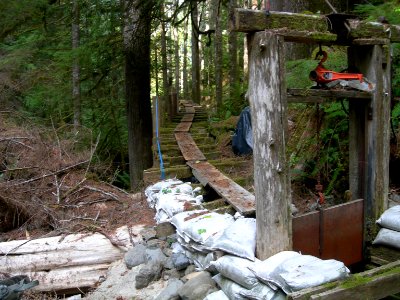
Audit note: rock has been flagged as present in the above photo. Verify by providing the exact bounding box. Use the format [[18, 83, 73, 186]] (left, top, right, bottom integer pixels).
[[124, 243, 147, 269], [163, 269, 182, 281], [156, 222, 176, 238], [184, 265, 197, 276], [163, 257, 175, 270], [140, 227, 157, 242], [172, 252, 190, 271], [135, 262, 163, 289], [147, 238, 167, 249], [181, 271, 201, 283], [85, 259, 165, 299], [162, 247, 173, 257], [145, 247, 167, 264], [154, 278, 184, 300], [178, 271, 217, 300]]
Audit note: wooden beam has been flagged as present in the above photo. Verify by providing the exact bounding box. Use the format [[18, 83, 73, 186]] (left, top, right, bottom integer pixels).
[[231, 9, 400, 44], [287, 88, 371, 103], [288, 260, 400, 300], [248, 31, 291, 260], [348, 20, 400, 43], [348, 44, 391, 242], [231, 9, 330, 33]]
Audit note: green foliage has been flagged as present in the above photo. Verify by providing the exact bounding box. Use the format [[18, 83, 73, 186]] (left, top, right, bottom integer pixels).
[[286, 46, 348, 89]]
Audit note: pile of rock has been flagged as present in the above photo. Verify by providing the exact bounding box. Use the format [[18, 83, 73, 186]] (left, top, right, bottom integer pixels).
[[125, 225, 219, 300]]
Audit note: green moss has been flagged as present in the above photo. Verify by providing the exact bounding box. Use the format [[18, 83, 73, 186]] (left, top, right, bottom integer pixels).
[[340, 274, 372, 289]]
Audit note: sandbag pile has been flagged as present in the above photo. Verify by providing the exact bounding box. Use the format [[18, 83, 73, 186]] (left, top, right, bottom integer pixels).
[[373, 205, 400, 250], [144, 180, 350, 299], [145, 179, 203, 223]]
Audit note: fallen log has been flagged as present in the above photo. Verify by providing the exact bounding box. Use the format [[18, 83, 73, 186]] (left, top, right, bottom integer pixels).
[[0, 225, 145, 293]]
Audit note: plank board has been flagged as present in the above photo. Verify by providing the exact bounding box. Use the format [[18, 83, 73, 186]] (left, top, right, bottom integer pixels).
[[287, 88, 371, 103], [174, 122, 192, 132], [187, 161, 255, 215], [174, 132, 206, 161], [181, 113, 195, 122], [185, 105, 195, 114]]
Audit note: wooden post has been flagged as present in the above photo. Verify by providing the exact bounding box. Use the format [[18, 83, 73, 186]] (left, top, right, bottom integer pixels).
[[248, 31, 292, 260], [348, 44, 391, 241]]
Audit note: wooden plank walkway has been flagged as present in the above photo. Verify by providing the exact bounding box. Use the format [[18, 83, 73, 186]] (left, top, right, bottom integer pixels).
[[174, 132, 206, 162], [187, 160, 255, 215], [173, 101, 256, 215], [174, 122, 191, 132]]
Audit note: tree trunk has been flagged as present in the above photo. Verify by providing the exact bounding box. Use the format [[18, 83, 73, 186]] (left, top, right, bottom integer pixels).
[[72, 0, 80, 129], [123, 0, 154, 191], [161, 20, 170, 122], [183, 18, 189, 100], [282, 0, 313, 60], [228, 0, 239, 111], [191, 1, 201, 104], [214, 0, 223, 111], [174, 27, 180, 99]]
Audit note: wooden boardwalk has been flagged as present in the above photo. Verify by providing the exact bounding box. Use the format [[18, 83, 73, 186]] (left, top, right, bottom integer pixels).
[[176, 102, 255, 215]]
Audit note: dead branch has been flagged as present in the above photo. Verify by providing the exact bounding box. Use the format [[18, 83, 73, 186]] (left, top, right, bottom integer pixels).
[[0, 138, 34, 150], [83, 186, 121, 202], [101, 180, 130, 195], [62, 197, 120, 208], [4, 159, 90, 187], [0, 137, 31, 142], [3, 166, 39, 172]]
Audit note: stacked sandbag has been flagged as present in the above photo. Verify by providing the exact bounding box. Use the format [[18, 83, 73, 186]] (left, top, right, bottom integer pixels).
[[248, 251, 350, 295], [144, 179, 203, 223], [373, 205, 400, 249], [144, 181, 351, 299]]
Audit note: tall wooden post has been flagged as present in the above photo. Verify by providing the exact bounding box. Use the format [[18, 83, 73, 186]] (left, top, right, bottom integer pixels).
[[348, 44, 391, 241], [248, 31, 292, 260]]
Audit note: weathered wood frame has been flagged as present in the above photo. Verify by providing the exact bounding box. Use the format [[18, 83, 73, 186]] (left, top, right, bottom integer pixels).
[[236, 9, 392, 260]]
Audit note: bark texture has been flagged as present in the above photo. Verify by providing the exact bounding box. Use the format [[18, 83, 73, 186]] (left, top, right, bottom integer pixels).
[[191, 2, 201, 104], [123, 0, 154, 190]]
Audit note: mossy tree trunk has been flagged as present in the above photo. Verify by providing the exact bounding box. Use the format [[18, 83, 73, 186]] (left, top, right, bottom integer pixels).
[[123, 0, 154, 191]]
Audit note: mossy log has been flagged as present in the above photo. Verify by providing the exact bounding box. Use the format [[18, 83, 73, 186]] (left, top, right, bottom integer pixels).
[[288, 260, 400, 300]]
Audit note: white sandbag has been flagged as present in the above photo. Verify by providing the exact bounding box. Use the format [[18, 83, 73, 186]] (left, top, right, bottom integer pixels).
[[145, 179, 183, 208], [180, 212, 235, 244], [267, 255, 349, 294], [155, 193, 199, 223], [213, 274, 247, 300], [377, 205, 400, 232], [239, 283, 286, 300], [170, 183, 193, 195], [373, 228, 400, 249], [171, 210, 209, 242], [249, 251, 301, 290], [185, 251, 215, 271], [211, 218, 256, 261], [213, 274, 283, 300], [211, 255, 259, 289], [155, 209, 171, 224], [203, 290, 230, 300]]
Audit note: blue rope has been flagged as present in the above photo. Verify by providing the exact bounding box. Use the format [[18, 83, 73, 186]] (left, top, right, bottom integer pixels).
[[155, 96, 165, 179]]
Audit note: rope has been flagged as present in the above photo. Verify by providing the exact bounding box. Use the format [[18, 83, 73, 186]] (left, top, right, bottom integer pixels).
[[155, 96, 165, 180]]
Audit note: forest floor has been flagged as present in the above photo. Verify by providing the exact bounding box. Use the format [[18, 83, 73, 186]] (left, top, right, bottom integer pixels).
[[0, 109, 352, 242], [0, 114, 156, 243]]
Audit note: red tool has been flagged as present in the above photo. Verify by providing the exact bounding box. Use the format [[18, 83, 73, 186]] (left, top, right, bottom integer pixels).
[[309, 49, 364, 85]]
